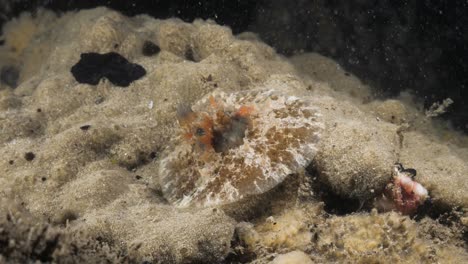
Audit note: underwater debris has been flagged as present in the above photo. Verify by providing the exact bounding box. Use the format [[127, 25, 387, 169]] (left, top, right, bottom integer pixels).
[[425, 98, 454, 118], [159, 89, 323, 207], [70, 52, 146, 87], [375, 163, 429, 215]]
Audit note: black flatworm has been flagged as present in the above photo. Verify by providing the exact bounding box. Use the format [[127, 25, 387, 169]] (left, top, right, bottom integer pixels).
[[71, 52, 146, 87]]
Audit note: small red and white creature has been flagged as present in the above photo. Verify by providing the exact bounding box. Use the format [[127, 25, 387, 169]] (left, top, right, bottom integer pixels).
[[376, 163, 429, 215]]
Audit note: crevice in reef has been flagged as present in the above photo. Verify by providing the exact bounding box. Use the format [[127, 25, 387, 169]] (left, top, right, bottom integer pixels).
[[306, 165, 364, 215], [221, 172, 301, 222]]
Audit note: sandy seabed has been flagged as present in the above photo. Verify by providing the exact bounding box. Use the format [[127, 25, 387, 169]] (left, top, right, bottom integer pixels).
[[0, 7, 467, 263]]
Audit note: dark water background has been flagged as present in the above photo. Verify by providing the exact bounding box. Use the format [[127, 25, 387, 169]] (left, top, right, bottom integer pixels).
[[1, 0, 467, 133]]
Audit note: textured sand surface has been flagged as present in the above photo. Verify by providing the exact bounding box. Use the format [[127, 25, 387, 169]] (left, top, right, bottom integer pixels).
[[0, 7, 467, 263]]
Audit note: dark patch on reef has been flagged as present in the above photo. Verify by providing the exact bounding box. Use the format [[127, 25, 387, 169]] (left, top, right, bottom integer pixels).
[[1, 65, 19, 88], [184, 46, 196, 61], [142, 40, 160, 56], [79, 125, 91, 131], [70, 52, 146, 87], [24, 152, 35, 161], [314, 182, 363, 216]]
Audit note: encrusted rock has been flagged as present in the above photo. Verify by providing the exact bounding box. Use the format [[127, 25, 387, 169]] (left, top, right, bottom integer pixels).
[[312, 112, 400, 201]]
